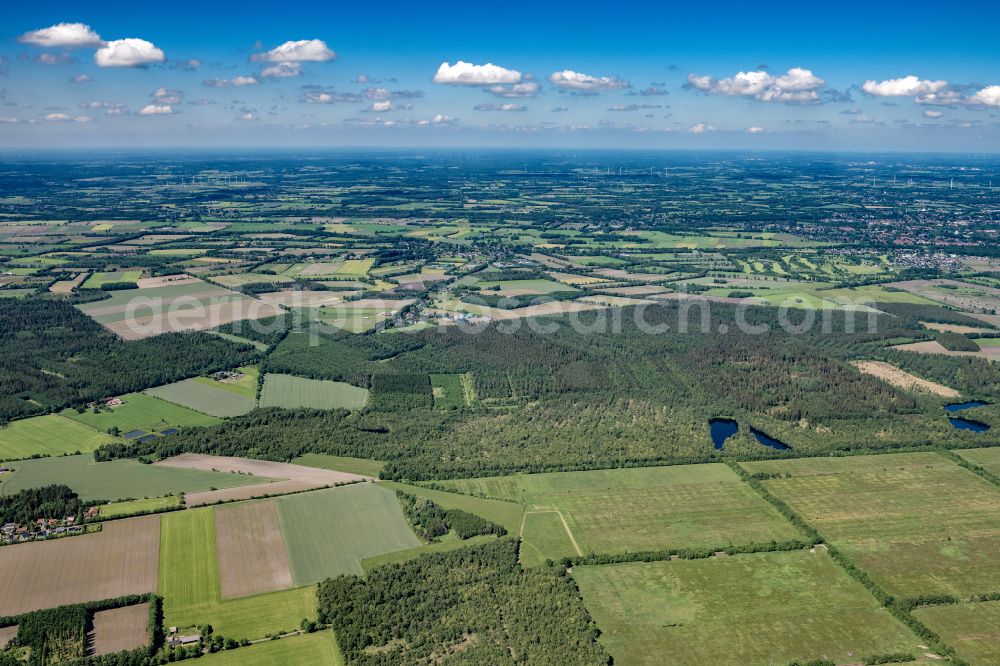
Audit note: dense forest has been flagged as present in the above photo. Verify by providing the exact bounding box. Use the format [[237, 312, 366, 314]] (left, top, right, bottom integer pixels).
[[97, 301, 1000, 479], [0, 299, 259, 423], [317, 538, 609, 665], [396, 491, 506, 540], [0, 485, 84, 526]]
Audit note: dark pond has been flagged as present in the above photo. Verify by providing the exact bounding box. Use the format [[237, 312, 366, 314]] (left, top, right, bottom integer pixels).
[[750, 427, 791, 450], [948, 417, 991, 432], [944, 401, 990, 413], [709, 418, 739, 450]]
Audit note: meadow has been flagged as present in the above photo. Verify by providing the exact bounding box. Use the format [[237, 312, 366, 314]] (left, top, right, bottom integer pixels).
[[259, 373, 369, 410], [0, 454, 268, 501], [956, 446, 1000, 476], [98, 495, 182, 518], [196, 631, 342, 666], [742, 453, 1000, 598], [0, 414, 116, 460], [914, 600, 1000, 665], [146, 378, 256, 417], [574, 550, 924, 665], [275, 483, 420, 583], [62, 392, 220, 433], [439, 464, 802, 561]]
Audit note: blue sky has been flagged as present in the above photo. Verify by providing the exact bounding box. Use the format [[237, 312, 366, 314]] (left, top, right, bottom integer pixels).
[[2, 0, 999, 150]]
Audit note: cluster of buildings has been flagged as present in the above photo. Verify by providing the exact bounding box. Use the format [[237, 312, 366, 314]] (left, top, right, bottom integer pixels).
[[1, 514, 88, 545]]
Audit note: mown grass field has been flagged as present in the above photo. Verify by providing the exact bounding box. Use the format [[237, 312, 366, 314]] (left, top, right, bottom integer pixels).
[[62, 392, 220, 432], [0, 414, 116, 460], [742, 452, 1000, 598], [0, 454, 268, 501], [99, 495, 182, 518], [293, 453, 385, 477], [275, 484, 420, 583], [146, 378, 256, 417], [914, 600, 1000, 665], [575, 550, 924, 666], [956, 446, 1000, 476], [379, 480, 524, 534], [196, 631, 343, 666], [159, 508, 221, 629], [82, 270, 142, 288], [440, 464, 801, 560], [259, 373, 369, 410], [187, 586, 318, 642]]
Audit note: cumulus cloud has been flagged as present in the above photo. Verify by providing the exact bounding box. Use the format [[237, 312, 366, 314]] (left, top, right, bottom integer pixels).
[[363, 87, 424, 100], [970, 86, 1000, 107], [252, 39, 335, 63], [861, 76, 948, 97], [45, 112, 91, 122], [924, 110, 943, 118], [474, 103, 526, 111], [19, 23, 102, 48], [420, 114, 457, 125], [95, 39, 165, 67], [153, 88, 183, 104], [259, 62, 302, 78], [138, 104, 173, 115], [489, 82, 539, 98], [0, 116, 20, 124], [688, 67, 825, 103], [433, 61, 521, 85], [35, 52, 73, 65], [688, 123, 714, 133], [203, 76, 259, 88], [548, 70, 629, 92], [238, 111, 258, 121], [300, 89, 362, 104], [80, 99, 126, 114], [70, 73, 92, 83], [746, 126, 765, 133], [364, 100, 396, 113]]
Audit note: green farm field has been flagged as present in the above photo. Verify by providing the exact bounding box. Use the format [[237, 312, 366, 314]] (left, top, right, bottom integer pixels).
[[196, 631, 343, 666], [439, 464, 801, 561], [742, 452, 1000, 598], [379, 480, 524, 534], [159, 508, 220, 629], [99, 495, 182, 518], [82, 270, 142, 288], [260, 373, 369, 410], [0, 454, 268, 501], [915, 600, 1000, 665], [574, 550, 924, 666], [62, 392, 220, 433], [146, 378, 256, 417], [955, 446, 1000, 476], [293, 453, 385, 478], [275, 483, 420, 583], [0, 414, 116, 460]]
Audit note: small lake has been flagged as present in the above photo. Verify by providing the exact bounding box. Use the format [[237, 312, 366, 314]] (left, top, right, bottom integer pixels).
[[948, 417, 991, 433], [750, 427, 792, 451], [944, 401, 990, 413], [709, 418, 739, 450]]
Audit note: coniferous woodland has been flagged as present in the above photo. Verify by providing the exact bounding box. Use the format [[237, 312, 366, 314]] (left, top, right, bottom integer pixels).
[[0, 485, 85, 527], [317, 538, 609, 666], [396, 491, 506, 540], [99, 300, 1000, 479], [0, 299, 259, 423]]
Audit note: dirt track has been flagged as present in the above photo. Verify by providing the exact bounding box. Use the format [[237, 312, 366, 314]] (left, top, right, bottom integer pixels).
[[155, 453, 373, 506]]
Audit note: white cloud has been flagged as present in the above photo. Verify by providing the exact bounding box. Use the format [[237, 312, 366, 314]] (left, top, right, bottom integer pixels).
[[970, 86, 1000, 107], [0, 117, 20, 124], [19, 23, 102, 48], [688, 123, 714, 133], [915, 90, 966, 106], [474, 103, 527, 111], [924, 110, 944, 118], [203, 76, 259, 88], [153, 88, 183, 104], [300, 90, 362, 104], [367, 100, 393, 113], [36, 52, 72, 65], [489, 82, 539, 98], [94, 39, 165, 67], [861, 76, 948, 97], [71, 73, 92, 83], [238, 112, 258, 121], [548, 70, 629, 92], [80, 100, 126, 115], [259, 62, 302, 78], [431, 114, 457, 124], [688, 67, 824, 103], [138, 104, 173, 115], [746, 126, 765, 133], [44, 113, 88, 122], [433, 61, 521, 85], [252, 39, 335, 63]]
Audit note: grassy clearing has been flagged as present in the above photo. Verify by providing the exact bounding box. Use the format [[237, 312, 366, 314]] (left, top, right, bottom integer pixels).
[[146, 379, 256, 417], [192, 366, 259, 399], [742, 452, 1000, 598], [430, 373, 466, 408], [275, 484, 420, 584], [379, 480, 524, 534], [195, 631, 343, 666], [520, 512, 579, 567], [159, 508, 221, 629], [62, 392, 220, 433], [955, 446, 1000, 476], [439, 464, 800, 560], [292, 453, 385, 477], [915, 600, 1000, 665], [82, 270, 142, 288], [0, 414, 116, 460], [0, 454, 268, 501], [575, 550, 924, 666], [259, 374, 369, 410], [99, 495, 181, 518], [192, 586, 318, 641]]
